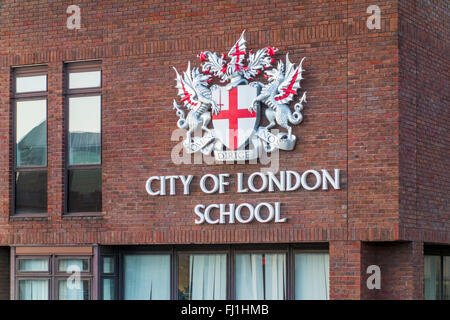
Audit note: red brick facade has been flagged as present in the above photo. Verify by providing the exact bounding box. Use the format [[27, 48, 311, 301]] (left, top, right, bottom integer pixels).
[[0, 0, 448, 300]]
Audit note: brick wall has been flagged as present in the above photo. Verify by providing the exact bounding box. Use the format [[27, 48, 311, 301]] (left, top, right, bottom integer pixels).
[[347, 0, 400, 241], [398, 0, 450, 243], [361, 241, 424, 299], [0, 247, 10, 300], [0, 0, 447, 301], [0, 0, 407, 246], [329, 241, 362, 299]]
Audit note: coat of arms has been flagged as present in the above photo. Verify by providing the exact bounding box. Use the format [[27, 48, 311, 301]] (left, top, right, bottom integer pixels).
[[172, 31, 307, 161]]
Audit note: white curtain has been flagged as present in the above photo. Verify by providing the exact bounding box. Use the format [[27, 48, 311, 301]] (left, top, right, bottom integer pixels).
[[19, 259, 48, 272], [189, 254, 226, 300], [235, 253, 286, 300], [424, 255, 441, 300], [295, 253, 329, 300], [59, 259, 84, 272], [265, 254, 286, 299], [59, 280, 87, 300], [124, 254, 170, 300], [18, 280, 49, 300]]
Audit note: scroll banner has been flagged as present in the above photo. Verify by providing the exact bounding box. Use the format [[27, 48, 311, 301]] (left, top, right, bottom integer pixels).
[[256, 127, 296, 151], [183, 132, 215, 154], [184, 127, 298, 160], [214, 138, 262, 161]]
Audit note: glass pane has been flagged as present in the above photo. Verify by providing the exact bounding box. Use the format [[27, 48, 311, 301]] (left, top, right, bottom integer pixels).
[[235, 253, 286, 300], [69, 96, 101, 165], [69, 71, 101, 89], [18, 280, 49, 300], [67, 168, 102, 213], [103, 278, 115, 300], [18, 259, 49, 272], [16, 75, 47, 93], [295, 253, 329, 300], [424, 255, 442, 300], [58, 279, 90, 300], [58, 259, 89, 272], [178, 254, 226, 300], [15, 170, 47, 214], [444, 256, 450, 300], [124, 254, 170, 300], [103, 257, 114, 274], [16, 99, 47, 167]]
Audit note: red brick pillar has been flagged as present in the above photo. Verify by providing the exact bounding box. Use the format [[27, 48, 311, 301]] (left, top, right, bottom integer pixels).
[[329, 241, 362, 299], [411, 242, 424, 300], [361, 241, 424, 300]]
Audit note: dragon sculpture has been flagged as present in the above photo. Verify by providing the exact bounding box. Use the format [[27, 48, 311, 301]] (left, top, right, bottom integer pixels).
[[198, 30, 278, 90], [172, 62, 219, 147], [171, 30, 308, 159], [250, 55, 307, 139]]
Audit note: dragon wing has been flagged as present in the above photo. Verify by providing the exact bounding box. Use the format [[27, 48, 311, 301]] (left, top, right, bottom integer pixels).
[[274, 55, 306, 104], [227, 30, 247, 73], [243, 47, 278, 80], [199, 51, 228, 83], [173, 62, 199, 110]]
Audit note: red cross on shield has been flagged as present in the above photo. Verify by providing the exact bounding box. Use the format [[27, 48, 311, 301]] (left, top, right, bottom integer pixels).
[[211, 85, 259, 151]]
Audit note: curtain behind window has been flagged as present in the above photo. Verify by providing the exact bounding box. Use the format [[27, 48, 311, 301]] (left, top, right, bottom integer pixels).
[[18, 259, 48, 272], [59, 259, 83, 271], [295, 253, 329, 300], [59, 280, 88, 300], [18, 280, 49, 300], [424, 255, 441, 300], [189, 254, 226, 300], [124, 254, 170, 300], [235, 253, 286, 300]]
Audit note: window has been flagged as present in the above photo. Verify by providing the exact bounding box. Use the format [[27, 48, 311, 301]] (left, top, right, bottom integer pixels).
[[58, 279, 90, 300], [294, 252, 329, 300], [178, 253, 227, 300], [100, 245, 329, 300], [65, 61, 102, 214], [12, 66, 48, 215], [123, 254, 171, 300], [101, 255, 117, 300], [17, 258, 49, 272], [425, 253, 450, 300], [235, 253, 286, 300], [15, 255, 93, 300], [18, 279, 49, 300], [58, 258, 90, 272]]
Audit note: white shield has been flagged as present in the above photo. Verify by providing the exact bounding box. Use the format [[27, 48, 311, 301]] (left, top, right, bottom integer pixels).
[[211, 85, 259, 150]]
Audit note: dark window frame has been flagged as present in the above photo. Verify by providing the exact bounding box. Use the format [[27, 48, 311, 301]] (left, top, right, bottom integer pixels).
[[16, 255, 51, 274], [55, 255, 91, 274], [233, 248, 289, 300], [424, 246, 450, 300], [100, 255, 119, 300], [15, 277, 52, 300], [15, 254, 93, 300], [176, 249, 230, 300], [120, 250, 173, 300], [64, 61, 102, 216], [99, 244, 329, 301], [11, 66, 49, 216], [54, 276, 92, 300]]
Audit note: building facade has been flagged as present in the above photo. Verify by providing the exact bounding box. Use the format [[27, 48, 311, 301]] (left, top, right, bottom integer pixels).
[[0, 0, 448, 300]]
